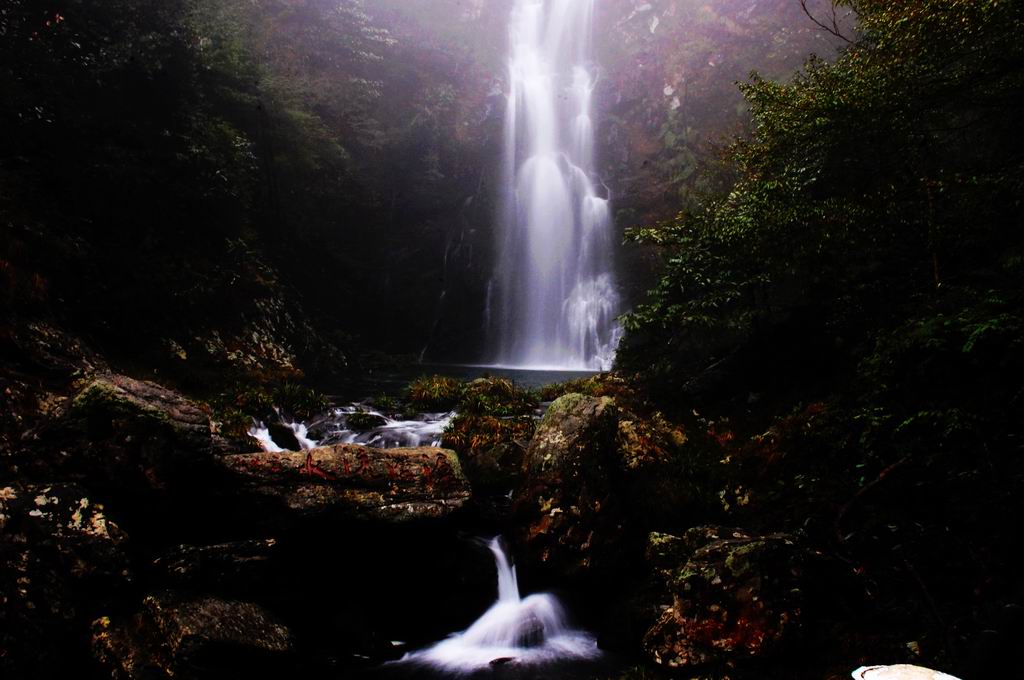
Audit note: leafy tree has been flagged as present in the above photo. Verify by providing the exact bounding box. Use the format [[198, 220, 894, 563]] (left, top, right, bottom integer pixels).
[[619, 0, 1024, 389]]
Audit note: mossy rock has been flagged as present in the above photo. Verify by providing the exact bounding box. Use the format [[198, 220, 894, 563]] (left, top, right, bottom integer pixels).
[[345, 410, 388, 432], [92, 592, 294, 678], [218, 444, 472, 521], [50, 374, 218, 489], [1, 483, 131, 677], [526, 392, 618, 474], [642, 527, 809, 670], [70, 374, 212, 448], [513, 393, 623, 583]]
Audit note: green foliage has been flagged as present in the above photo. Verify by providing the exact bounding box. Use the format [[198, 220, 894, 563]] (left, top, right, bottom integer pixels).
[[403, 375, 541, 459], [441, 414, 535, 460], [405, 375, 539, 416], [369, 393, 399, 414], [406, 375, 463, 411], [599, 0, 848, 220], [619, 0, 1024, 387], [0, 0, 496, 368], [458, 378, 538, 417], [538, 373, 639, 407], [212, 380, 329, 440], [273, 382, 330, 421]]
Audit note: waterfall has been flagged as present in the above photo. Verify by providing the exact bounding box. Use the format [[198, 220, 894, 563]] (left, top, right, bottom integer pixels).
[[490, 0, 621, 371], [395, 537, 600, 672]]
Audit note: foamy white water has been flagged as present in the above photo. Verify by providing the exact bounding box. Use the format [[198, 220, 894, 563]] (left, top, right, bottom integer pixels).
[[396, 537, 600, 673], [319, 405, 453, 449], [490, 0, 621, 371], [248, 417, 319, 452], [288, 421, 318, 449], [248, 423, 284, 452]]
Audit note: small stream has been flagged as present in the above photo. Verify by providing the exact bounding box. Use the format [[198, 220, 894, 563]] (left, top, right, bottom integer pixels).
[[247, 364, 616, 677], [315, 406, 454, 449], [249, 405, 454, 452], [393, 538, 600, 673]]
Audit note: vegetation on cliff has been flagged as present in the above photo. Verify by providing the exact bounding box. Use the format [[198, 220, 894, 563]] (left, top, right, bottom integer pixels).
[[616, 2, 1024, 676]]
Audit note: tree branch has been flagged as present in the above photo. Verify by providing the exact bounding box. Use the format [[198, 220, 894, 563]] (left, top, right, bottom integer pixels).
[[801, 0, 854, 44]]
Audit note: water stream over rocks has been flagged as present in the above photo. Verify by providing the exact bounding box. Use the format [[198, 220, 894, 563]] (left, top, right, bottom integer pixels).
[[393, 537, 600, 674], [316, 405, 454, 449], [249, 406, 453, 452]]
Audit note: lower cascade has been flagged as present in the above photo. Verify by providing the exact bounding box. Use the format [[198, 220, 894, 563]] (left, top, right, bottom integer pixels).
[[395, 537, 600, 672]]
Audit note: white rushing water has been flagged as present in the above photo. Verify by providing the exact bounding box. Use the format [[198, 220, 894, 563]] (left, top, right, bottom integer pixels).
[[397, 537, 600, 672], [248, 412, 320, 452], [248, 424, 284, 452], [319, 405, 453, 449], [490, 0, 621, 371], [248, 406, 452, 452]]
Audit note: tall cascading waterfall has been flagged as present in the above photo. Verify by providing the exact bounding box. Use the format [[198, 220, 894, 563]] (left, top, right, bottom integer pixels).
[[490, 0, 621, 370]]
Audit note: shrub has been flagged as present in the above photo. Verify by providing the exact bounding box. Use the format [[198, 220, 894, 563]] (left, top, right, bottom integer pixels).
[[406, 375, 463, 411]]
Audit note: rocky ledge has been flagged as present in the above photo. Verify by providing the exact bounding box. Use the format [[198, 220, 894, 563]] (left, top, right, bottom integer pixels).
[[219, 444, 472, 521]]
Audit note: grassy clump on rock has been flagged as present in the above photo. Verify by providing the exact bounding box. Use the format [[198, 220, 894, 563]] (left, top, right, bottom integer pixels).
[[211, 381, 330, 443], [406, 375, 464, 411]]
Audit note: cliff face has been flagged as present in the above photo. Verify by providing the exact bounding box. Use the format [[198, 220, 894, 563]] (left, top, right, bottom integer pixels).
[[596, 0, 848, 220], [592, 0, 850, 303]]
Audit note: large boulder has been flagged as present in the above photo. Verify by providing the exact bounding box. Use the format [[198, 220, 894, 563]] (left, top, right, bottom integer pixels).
[[39, 373, 220, 489], [616, 411, 693, 527], [0, 483, 130, 677], [441, 413, 536, 493], [92, 592, 294, 679], [0, 321, 108, 461], [512, 393, 622, 581], [461, 439, 527, 491], [218, 444, 471, 521], [642, 526, 811, 670]]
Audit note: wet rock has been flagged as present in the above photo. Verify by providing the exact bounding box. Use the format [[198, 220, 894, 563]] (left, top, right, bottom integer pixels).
[[462, 440, 526, 491], [512, 615, 546, 647], [218, 444, 472, 521], [642, 526, 809, 669], [344, 410, 388, 432], [513, 393, 622, 581], [152, 538, 279, 592], [1, 322, 107, 463], [266, 421, 301, 451], [0, 482, 130, 677], [92, 592, 294, 679]]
